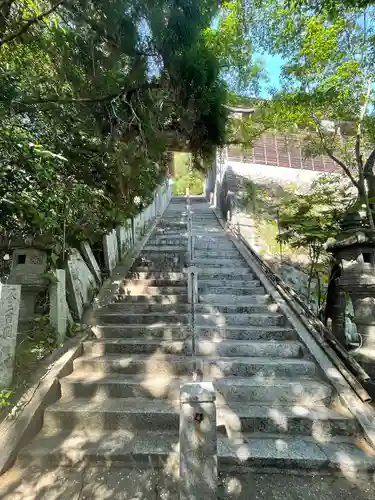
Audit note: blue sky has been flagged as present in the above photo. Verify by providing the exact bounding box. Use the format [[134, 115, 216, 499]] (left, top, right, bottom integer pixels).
[[254, 52, 285, 98]]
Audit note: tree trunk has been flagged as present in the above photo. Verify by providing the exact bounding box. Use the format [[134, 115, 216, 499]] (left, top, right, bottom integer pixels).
[[315, 269, 322, 313], [324, 262, 341, 326]]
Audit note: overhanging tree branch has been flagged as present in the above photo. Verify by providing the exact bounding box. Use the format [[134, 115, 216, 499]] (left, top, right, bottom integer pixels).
[[0, 0, 65, 48], [67, 4, 157, 57], [16, 81, 161, 105], [317, 128, 361, 191], [20, 89, 128, 105]]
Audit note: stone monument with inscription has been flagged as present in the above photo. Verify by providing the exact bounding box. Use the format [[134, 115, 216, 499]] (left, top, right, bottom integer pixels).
[[103, 229, 119, 275], [81, 242, 102, 285], [116, 222, 133, 260], [0, 284, 21, 387], [66, 249, 97, 321]]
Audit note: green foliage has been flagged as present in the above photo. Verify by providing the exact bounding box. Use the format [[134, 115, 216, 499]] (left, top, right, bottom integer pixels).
[[290, 0, 375, 14], [277, 175, 353, 301], [0, 0, 242, 249], [14, 316, 60, 385], [242, 175, 354, 306], [278, 176, 351, 251], [173, 175, 204, 196], [242, 179, 297, 255], [203, 0, 263, 94], [0, 316, 62, 413], [242, 2, 375, 228], [172, 153, 204, 195], [0, 389, 13, 409], [66, 322, 84, 339]]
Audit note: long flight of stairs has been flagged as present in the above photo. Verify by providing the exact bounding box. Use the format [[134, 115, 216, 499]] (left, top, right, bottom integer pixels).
[[17, 197, 375, 473]]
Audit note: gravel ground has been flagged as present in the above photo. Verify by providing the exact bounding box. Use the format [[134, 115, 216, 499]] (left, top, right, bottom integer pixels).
[[1, 464, 375, 499]]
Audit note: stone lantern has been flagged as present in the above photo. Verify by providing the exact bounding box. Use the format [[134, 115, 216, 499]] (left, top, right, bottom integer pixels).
[[327, 230, 375, 377], [7, 247, 49, 332]]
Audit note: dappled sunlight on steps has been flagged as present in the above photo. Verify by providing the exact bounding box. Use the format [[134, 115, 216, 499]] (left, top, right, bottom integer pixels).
[[8, 197, 375, 489]]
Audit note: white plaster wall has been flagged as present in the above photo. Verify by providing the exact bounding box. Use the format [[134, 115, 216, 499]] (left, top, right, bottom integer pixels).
[[226, 161, 323, 190]]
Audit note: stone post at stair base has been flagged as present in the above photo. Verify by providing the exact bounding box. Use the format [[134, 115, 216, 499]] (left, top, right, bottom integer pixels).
[[0, 284, 21, 388], [186, 266, 199, 305], [179, 382, 217, 500]]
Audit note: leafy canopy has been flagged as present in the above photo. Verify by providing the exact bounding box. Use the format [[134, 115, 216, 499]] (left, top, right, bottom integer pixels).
[[241, 1, 375, 229], [0, 0, 251, 246]]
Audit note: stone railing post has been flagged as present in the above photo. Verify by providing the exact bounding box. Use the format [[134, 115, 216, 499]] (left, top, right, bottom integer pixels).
[[49, 269, 67, 343], [187, 198, 194, 264], [179, 382, 217, 500]]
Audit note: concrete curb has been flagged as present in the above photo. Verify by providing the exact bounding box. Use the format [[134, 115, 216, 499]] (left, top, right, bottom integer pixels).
[[211, 208, 375, 452], [0, 337, 85, 475], [0, 200, 172, 476]]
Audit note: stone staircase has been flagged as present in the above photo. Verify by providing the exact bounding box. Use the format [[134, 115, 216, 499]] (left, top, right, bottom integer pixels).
[[16, 197, 375, 473]]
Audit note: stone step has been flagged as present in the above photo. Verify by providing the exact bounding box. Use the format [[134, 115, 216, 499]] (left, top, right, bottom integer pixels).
[[126, 271, 186, 280], [105, 302, 191, 312], [147, 239, 188, 245], [199, 286, 265, 296], [83, 339, 303, 358], [121, 278, 186, 288], [17, 429, 375, 471], [194, 235, 230, 241], [155, 233, 230, 241], [197, 269, 254, 279], [153, 229, 188, 235], [142, 246, 187, 253], [195, 339, 303, 358], [72, 354, 318, 378], [92, 324, 190, 340], [96, 312, 190, 325], [162, 214, 188, 218], [134, 255, 184, 266], [198, 279, 261, 288], [115, 295, 187, 304], [195, 313, 286, 327], [198, 325, 297, 341], [195, 244, 236, 250], [219, 433, 375, 471], [192, 228, 224, 233], [91, 324, 297, 341], [157, 222, 187, 229], [198, 304, 278, 314], [119, 286, 187, 297], [41, 399, 356, 437], [83, 339, 189, 356], [60, 374, 332, 405], [199, 294, 269, 304], [103, 303, 192, 313], [127, 270, 259, 280], [192, 259, 245, 268], [194, 250, 240, 258], [132, 266, 184, 273], [96, 311, 285, 326], [100, 303, 277, 315]]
